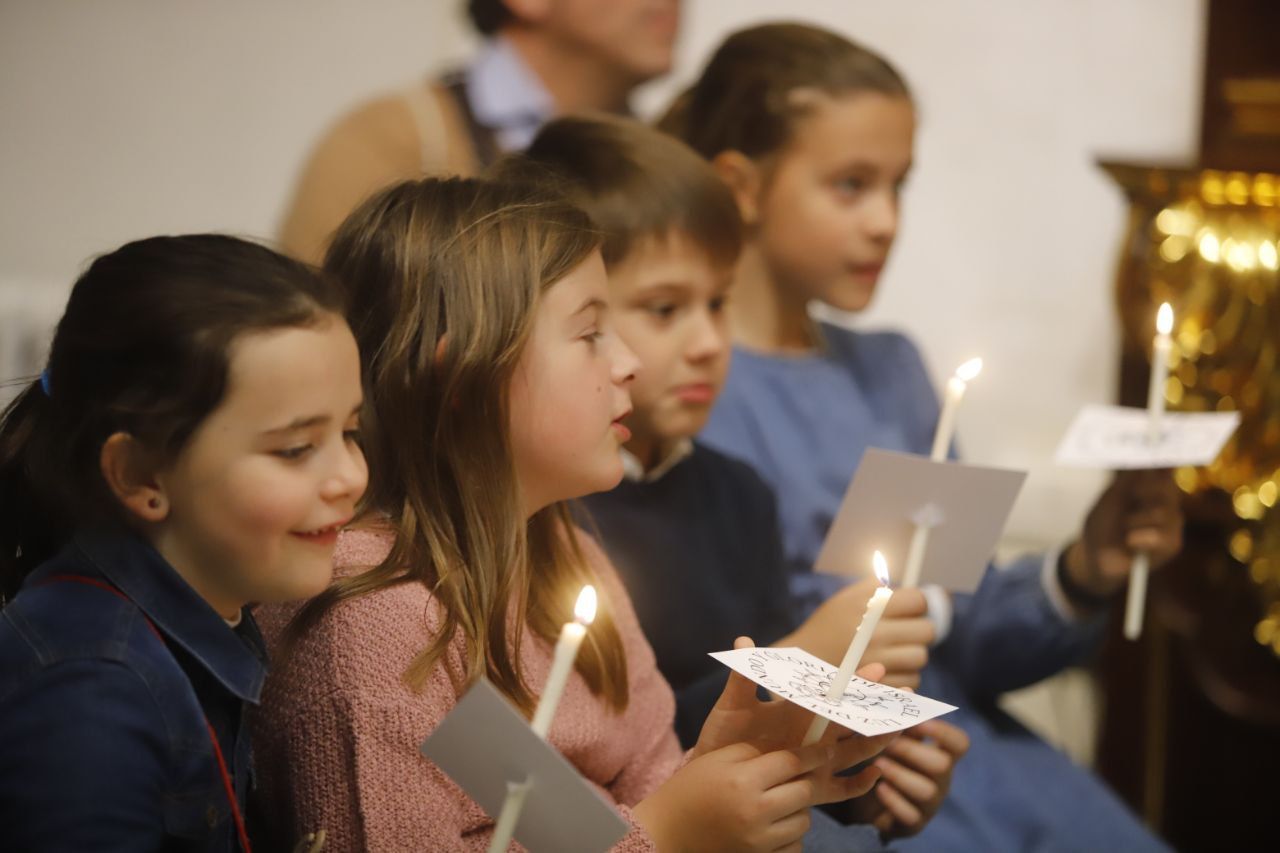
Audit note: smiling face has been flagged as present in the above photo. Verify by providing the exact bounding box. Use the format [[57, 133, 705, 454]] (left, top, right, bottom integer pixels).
[[149, 315, 367, 616], [607, 231, 733, 466], [753, 92, 915, 313], [507, 250, 640, 514]]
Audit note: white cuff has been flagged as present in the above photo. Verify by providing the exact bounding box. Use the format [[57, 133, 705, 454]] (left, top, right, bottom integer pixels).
[[921, 584, 952, 645], [1040, 547, 1088, 623]]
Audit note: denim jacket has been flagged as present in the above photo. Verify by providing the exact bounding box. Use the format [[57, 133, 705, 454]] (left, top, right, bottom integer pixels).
[[0, 532, 267, 851]]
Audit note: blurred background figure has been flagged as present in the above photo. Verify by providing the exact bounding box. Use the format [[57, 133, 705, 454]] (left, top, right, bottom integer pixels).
[[278, 0, 681, 262]]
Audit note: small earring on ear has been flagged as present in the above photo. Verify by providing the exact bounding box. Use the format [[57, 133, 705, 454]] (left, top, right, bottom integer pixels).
[[148, 497, 162, 510]]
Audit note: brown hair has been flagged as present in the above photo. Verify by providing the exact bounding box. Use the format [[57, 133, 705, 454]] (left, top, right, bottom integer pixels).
[[292, 176, 629, 714], [467, 0, 511, 36], [0, 236, 343, 601], [659, 21, 912, 161], [513, 113, 742, 269]]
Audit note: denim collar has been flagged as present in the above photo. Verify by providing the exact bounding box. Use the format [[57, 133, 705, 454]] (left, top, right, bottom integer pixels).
[[70, 531, 267, 703], [465, 36, 556, 152]]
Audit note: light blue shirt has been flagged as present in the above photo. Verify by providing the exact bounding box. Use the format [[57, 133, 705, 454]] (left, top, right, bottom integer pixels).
[[464, 37, 556, 152], [701, 322, 1167, 852]]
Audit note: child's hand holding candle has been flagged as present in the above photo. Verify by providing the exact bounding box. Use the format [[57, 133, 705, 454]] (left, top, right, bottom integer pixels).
[[804, 552, 895, 745]]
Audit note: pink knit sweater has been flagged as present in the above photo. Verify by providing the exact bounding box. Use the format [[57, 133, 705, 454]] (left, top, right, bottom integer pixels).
[[252, 527, 682, 852]]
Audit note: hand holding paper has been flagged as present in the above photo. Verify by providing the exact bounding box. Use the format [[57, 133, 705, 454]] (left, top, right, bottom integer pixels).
[[1063, 470, 1185, 600], [693, 638, 893, 758], [636, 638, 890, 853], [634, 737, 858, 853]]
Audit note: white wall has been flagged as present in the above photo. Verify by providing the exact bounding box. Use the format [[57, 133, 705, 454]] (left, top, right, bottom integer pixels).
[[0, 1, 1205, 547]]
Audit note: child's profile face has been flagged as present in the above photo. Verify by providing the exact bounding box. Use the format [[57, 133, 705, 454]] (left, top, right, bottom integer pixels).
[[508, 250, 639, 515], [754, 92, 914, 313], [544, 0, 680, 85], [607, 233, 732, 458], [150, 315, 367, 615]]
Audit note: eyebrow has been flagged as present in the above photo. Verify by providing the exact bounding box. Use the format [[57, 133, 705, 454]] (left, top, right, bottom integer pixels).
[[635, 281, 692, 295], [636, 277, 734, 298], [264, 402, 362, 435], [572, 297, 606, 317], [830, 160, 914, 178]]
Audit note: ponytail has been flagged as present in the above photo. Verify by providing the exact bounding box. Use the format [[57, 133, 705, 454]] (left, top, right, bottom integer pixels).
[[0, 383, 65, 600]]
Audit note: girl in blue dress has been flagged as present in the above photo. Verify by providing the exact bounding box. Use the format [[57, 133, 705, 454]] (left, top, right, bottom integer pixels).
[[662, 22, 1182, 852]]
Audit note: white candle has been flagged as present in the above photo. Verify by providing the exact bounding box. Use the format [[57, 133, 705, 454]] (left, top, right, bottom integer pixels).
[[804, 552, 894, 745], [905, 357, 978, 589], [1146, 303, 1174, 437], [486, 778, 533, 853], [530, 585, 596, 737], [488, 586, 597, 853], [1125, 303, 1173, 641], [930, 357, 983, 461]]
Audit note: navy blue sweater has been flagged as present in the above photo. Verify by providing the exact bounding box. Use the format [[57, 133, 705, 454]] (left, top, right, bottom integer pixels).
[[580, 443, 796, 747]]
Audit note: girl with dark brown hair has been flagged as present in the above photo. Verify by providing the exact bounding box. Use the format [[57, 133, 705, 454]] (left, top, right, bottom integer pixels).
[[0, 235, 367, 850]]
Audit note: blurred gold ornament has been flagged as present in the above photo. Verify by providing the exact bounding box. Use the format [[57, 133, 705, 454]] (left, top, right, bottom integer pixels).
[[1104, 162, 1280, 659]]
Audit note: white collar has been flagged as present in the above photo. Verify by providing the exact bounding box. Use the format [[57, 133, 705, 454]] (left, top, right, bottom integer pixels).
[[466, 36, 556, 151], [619, 439, 694, 483]]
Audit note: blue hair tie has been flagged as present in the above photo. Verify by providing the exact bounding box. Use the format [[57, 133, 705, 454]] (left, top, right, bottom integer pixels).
[[39, 369, 52, 397]]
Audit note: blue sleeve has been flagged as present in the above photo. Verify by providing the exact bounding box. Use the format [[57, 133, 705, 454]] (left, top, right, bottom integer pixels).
[[934, 553, 1107, 698], [0, 660, 170, 851]]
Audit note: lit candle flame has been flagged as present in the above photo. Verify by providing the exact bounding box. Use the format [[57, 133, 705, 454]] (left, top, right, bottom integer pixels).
[[955, 357, 983, 383], [1156, 303, 1173, 336], [574, 585, 597, 625], [872, 551, 890, 586]]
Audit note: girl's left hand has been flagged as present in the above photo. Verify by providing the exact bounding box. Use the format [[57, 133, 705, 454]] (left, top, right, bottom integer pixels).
[[692, 636, 898, 805]]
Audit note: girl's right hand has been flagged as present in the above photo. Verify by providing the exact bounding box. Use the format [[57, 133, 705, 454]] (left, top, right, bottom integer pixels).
[[632, 740, 834, 853]]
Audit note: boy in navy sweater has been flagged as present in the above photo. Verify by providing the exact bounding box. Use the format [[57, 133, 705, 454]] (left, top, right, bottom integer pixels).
[[521, 115, 967, 843]]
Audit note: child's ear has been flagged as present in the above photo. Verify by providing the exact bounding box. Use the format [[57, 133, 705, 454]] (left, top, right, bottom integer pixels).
[[100, 432, 170, 523], [711, 150, 763, 226]]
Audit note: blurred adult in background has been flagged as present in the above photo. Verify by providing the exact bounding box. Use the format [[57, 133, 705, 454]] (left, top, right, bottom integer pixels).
[[279, 0, 680, 263]]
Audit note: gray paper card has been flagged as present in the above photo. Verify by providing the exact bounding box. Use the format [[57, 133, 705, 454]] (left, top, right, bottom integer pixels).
[[420, 678, 629, 853], [814, 448, 1027, 592]]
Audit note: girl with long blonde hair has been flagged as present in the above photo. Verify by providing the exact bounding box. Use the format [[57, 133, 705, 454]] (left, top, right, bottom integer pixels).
[[253, 175, 894, 852]]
